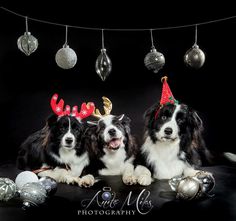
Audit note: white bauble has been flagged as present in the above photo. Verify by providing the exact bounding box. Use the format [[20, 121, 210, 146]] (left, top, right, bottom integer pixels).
[[55, 44, 77, 69], [15, 171, 39, 189]]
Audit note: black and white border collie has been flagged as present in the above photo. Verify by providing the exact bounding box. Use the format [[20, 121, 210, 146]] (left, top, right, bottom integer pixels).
[[17, 94, 95, 187], [134, 102, 213, 185], [83, 114, 137, 185]]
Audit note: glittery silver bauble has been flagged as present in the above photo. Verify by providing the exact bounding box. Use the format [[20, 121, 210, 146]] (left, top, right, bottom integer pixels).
[[17, 32, 38, 56], [144, 47, 165, 73], [169, 175, 184, 191], [0, 178, 17, 201], [15, 171, 39, 189], [55, 44, 77, 69], [39, 176, 57, 196], [184, 44, 205, 69], [20, 182, 47, 209], [177, 177, 200, 200], [95, 48, 112, 81]]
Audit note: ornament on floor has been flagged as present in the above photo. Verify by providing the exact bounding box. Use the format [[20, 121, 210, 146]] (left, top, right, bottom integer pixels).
[[19, 182, 47, 209], [95, 29, 112, 81], [17, 16, 38, 56], [55, 25, 77, 69], [184, 25, 205, 69], [15, 171, 39, 189], [169, 171, 215, 200], [0, 178, 17, 201], [39, 176, 57, 196], [144, 29, 165, 73]]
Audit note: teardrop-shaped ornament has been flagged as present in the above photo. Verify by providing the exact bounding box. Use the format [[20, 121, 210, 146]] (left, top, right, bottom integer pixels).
[[95, 48, 112, 81]]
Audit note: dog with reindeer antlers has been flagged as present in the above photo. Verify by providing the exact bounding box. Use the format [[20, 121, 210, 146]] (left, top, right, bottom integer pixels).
[[82, 96, 138, 185], [17, 93, 97, 187]]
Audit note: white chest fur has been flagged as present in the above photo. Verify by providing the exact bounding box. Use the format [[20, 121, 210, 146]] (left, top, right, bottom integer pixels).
[[99, 147, 127, 175], [142, 137, 186, 179], [52, 148, 89, 177]]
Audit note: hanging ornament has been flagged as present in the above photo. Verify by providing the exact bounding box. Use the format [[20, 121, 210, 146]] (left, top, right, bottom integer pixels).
[[144, 29, 165, 73], [15, 171, 39, 189], [55, 25, 77, 69], [38, 176, 57, 196], [184, 25, 205, 69], [19, 182, 47, 209], [0, 178, 17, 201], [17, 17, 38, 56], [95, 29, 112, 81]]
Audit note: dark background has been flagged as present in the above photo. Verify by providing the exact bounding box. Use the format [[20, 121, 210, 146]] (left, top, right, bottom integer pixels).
[[0, 1, 235, 163]]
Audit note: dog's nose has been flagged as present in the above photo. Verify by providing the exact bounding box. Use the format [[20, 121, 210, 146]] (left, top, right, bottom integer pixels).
[[164, 127, 173, 135], [65, 137, 73, 144], [108, 128, 116, 136]]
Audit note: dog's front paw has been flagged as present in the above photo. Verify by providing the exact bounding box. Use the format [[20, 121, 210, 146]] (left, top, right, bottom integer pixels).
[[38, 170, 53, 178], [123, 175, 137, 185], [137, 175, 152, 186], [59, 175, 79, 185], [78, 175, 95, 188]]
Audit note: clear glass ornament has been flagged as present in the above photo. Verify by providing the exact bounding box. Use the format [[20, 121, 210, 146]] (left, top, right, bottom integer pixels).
[[184, 44, 205, 69], [144, 47, 165, 73], [17, 32, 38, 56], [95, 48, 112, 81]]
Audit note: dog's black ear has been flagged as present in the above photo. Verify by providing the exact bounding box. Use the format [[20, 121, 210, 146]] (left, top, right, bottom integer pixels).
[[189, 109, 203, 132], [144, 103, 160, 129], [119, 114, 131, 134], [46, 114, 58, 127]]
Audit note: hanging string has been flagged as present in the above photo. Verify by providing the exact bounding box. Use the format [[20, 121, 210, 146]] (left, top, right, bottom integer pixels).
[[194, 25, 198, 45], [64, 25, 68, 46], [150, 29, 154, 48], [25, 16, 28, 32], [102, 29, 105, 49], [1, 6, 236, 31]]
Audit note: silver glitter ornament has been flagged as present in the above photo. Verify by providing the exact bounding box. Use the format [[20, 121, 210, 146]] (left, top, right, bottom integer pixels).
[[95, 48, 112, 81], [20, 182, 47, 209], [184, 44, 205, 69], [55, 44, 77, 69], [0, 178, 17, 201], [17, 32, 38, 56], [39, 176, 57, 196], [144, 47, 165, 73]]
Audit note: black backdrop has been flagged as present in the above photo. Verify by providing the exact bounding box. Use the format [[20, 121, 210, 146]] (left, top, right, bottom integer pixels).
[[0, 1, 235, 163]]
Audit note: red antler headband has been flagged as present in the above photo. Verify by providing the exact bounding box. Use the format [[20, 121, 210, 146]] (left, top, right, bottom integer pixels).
[[50, 93, 95, 120], [155, 76, 178, 119]]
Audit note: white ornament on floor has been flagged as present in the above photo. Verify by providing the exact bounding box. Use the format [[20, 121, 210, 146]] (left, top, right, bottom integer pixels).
[[15, 171, 39, 189]]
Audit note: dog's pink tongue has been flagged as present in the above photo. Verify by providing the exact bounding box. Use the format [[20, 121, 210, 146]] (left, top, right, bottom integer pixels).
[[109, 139, 121, 148]]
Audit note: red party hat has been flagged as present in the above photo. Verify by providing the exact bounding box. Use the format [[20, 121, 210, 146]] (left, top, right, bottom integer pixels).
[[160, 76, 177, 105], [155, 76, 178, 119]]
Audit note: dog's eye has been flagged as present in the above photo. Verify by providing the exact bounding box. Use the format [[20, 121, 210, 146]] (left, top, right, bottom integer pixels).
[[161, 116, 167, 121]]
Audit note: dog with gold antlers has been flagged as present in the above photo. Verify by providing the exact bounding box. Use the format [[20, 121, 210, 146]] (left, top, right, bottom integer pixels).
[[17, 93, 96, 187], [82, 97, 138, 185]]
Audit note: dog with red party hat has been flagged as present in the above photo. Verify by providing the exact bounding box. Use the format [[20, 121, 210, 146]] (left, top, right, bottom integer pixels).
[[134, 76, 214, 186]]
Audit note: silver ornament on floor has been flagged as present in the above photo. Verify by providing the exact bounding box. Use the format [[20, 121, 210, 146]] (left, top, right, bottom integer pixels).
[[55, 44, 77, 69], [19, 182, 47, 209], [39, 176, 57, 196], [95, 48, 112, 81], [144, 47, 165, 73], [184, 44, 205, 69], [0, 178, 17, 201], [17, 32, 38, 56], [176, 177, 200, 200], [194, 171, 215, 193]]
